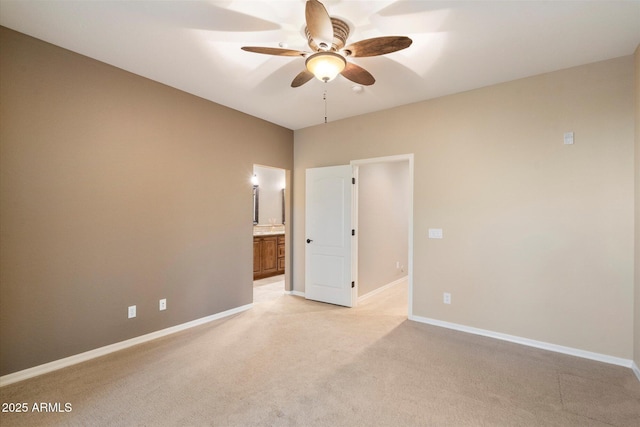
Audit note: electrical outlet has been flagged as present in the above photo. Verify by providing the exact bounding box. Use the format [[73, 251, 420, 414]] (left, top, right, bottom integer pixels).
[[396, 261, 400, 269], [128, 305, 136, 318], [443, 293, 451, 305], [159, 299, 167, 311]]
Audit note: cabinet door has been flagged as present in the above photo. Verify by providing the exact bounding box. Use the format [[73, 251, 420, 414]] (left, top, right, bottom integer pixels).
[[277, 238, 285, 273], [261, 236, 278, 274]]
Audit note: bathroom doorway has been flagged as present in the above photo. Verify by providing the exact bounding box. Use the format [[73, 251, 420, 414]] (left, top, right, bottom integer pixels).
[[252, 165, 288, 303]]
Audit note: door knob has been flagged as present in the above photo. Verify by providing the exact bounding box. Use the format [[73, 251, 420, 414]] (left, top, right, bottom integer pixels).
[[306, 239, 313, 243]]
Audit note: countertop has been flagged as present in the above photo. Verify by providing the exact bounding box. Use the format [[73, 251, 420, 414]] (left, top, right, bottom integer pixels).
[[253, 231, 285, 236], [253, 224, 285, 237]]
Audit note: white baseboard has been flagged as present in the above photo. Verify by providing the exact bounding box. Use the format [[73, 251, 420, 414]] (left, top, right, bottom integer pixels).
[[287, 290, 305, 297], [358, 276, 407, 303], [409, 315, 634, 370], [632, 362, 640, 382], [0, 303, 253, 387]]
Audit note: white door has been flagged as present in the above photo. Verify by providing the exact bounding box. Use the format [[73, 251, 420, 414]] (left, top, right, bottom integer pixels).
[[305, 165, 354, 307]]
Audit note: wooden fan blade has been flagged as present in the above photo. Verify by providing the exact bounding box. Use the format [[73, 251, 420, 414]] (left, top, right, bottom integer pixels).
[[343, 36, 412, 57], [305, 0, 333, 48], [340, 62, 375, 86], [291, 69, 315, 87], [241, 46, 306, 57]]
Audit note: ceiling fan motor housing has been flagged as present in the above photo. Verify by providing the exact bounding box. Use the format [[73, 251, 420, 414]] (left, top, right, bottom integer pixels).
[[305, 17, 350, 52]]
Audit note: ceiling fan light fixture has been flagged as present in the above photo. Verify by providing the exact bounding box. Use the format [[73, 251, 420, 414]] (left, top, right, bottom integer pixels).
[[305, 51, 346, 83]]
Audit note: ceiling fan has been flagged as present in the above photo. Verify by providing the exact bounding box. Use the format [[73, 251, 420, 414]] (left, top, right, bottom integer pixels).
[[241, 0, 412, 87]]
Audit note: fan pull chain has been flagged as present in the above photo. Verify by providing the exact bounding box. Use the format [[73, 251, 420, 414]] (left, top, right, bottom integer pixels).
[[323, 89, 328, 124]]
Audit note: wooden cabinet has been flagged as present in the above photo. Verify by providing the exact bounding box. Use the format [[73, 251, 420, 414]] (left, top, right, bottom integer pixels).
[[253, 234, 285, 280]]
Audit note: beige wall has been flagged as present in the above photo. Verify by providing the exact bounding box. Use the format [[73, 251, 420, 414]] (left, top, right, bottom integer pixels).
[[357, 161, 409, 297], [294, 56, 635, 359], [0, 27, 293, 376], [634, 44, 640, 370]]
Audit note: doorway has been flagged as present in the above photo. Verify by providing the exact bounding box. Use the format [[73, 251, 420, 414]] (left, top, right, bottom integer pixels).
[[352, 155, 412, 316], [252, 165, 289, 303]]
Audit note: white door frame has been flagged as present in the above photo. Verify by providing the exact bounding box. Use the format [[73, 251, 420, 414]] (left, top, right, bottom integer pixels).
[[350, 154, 414, 317]]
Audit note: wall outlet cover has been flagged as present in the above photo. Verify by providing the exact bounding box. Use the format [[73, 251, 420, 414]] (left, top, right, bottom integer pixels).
[[443, 293, 451, 304]]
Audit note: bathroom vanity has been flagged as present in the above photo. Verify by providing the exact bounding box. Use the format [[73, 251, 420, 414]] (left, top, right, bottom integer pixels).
[[253, 226, 285, 280]]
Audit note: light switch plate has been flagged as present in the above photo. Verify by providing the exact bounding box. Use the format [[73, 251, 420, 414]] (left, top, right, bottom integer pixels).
[[563, 131, 574, 145], [428, 228, 443, 239]]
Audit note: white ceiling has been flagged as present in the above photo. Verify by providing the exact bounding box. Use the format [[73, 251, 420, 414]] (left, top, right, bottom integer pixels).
[[1, 1, 639, 130]]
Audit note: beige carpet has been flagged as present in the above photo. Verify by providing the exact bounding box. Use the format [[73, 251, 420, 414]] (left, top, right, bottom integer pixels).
[[1, 280, 639, 426], [253, 275, 286, 304]]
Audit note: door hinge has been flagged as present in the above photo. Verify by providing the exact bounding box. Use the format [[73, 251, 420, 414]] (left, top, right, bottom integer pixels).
[[352, 177, 355, 184], [352, 229, 355, 236], [352, 281, 355, 288]]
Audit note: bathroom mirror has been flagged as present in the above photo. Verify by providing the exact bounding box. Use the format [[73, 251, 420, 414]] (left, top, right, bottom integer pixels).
[[253, 165, 285, 225]]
